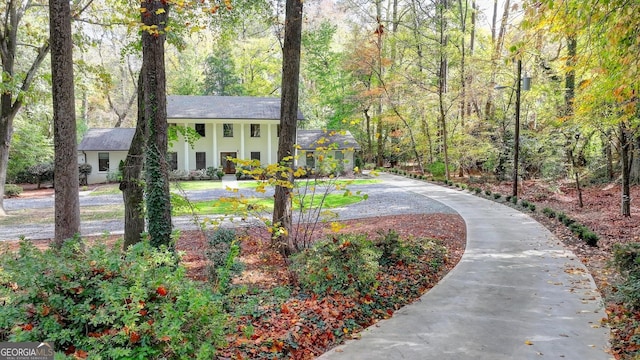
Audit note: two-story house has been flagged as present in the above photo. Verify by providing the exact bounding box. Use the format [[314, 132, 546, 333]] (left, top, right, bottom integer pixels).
[[78, 95, 360, 184]]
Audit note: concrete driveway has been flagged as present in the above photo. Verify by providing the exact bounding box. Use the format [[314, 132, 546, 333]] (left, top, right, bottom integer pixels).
[[319, 174, 611, 360]]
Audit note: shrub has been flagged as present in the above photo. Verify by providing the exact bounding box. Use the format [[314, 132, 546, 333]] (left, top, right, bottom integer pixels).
[[542, 207, 556, 218], [505, 195, 512, 202], [528, 203, 536, 212], [511, 196, 518, 204], [4, 184, 22, 197], [25, 162, 54, 188], [106, 170, 122, 183], [373, 230, 447, 270], [427, 162, 446, 178], [205, 228, 243, 292], [612, 243, 640, 308], [520, 199, 530, 208], [0, 239, 228, 358], [216, 169, 225, 180], [79, 163, 92, 185], [474, 187, 481, 194], [493, 193, 502, 199], [582, 231, 599, 247], [290, 234, 381, 296], [206, 166, 218, 179], [484, 190, 492, 196]]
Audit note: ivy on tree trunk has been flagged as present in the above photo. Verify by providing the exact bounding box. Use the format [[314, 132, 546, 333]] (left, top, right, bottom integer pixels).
[[141, 0, 172, 248]]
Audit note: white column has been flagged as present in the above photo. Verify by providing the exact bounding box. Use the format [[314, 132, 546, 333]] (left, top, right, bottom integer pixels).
[[183, 123, 189, 171], [212, 122, 218, 168], [267, 123, 273, 165], [240, 123, 245, 159]]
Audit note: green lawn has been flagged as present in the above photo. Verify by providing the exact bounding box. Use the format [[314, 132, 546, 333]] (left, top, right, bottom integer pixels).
[[173, 192, 366, 216], [88, 178, 379, 195]]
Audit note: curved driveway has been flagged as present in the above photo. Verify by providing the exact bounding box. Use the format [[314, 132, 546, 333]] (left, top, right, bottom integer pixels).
[[320, 173, 610, 359]]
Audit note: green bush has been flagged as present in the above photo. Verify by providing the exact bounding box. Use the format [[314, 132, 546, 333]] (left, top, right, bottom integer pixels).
[[484, 189, 492, 196], [290, 234, 381, 296], [205, 228, 243, 292], [542, 207, 556, 218], [373, 230, 446, 270], [520, 199, 530, 208], [4, 184, 22, 197], [511, 196, 518, 204], [474, 187, 481, 194], [528, 203, 536, 212], [612, 243, 640, 308], [582, 231, 599, 247], [427, 162, 446, 178], [0, 239, 228, 358], [493, 193, 502, 199]]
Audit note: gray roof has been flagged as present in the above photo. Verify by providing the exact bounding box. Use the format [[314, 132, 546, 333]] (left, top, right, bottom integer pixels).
[[167, 95, 304, 121], [297, 130, 361, 150], [78, 128, 135, 151], [78, 128, 360, 152]]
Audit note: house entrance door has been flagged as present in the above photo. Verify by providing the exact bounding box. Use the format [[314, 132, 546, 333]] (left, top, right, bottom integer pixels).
[[220, 152, 237, 174]]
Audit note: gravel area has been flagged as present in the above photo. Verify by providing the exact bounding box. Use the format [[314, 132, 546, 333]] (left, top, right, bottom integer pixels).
[[0, 175, 458, 241]]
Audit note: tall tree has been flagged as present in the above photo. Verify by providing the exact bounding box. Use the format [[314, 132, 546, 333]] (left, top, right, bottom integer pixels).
[[50, 0, 80, 246], [120, 72, 147, 249], [141, 0, 172, 248], [272, 0, 303, 257], [0, 1, 50, 216]]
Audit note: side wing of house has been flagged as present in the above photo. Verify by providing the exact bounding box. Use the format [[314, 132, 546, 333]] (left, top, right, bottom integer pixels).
[[295, 130, 361, 174], [78, 128, 135, 184]]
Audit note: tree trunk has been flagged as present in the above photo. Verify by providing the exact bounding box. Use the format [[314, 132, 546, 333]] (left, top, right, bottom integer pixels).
[[0, 2, 50, 216], [273, 0, 303, 257], [438, 0, 450, 180], [620, 122, 631, 217], [629, 133, 640, 184], [605, 130, 614, 181], [50, 0, 81, 247], [141, 0, 172, 248], [121, 72, 147, 249], [484, 0, 511, 120]]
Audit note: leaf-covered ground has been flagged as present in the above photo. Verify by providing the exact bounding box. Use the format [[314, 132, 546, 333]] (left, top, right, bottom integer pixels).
[[178, 213, 466, 359]]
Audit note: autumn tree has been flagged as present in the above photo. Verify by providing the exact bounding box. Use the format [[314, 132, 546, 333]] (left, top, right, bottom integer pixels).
[[273, 0, 303, 256], [50, 0, 81, 246]]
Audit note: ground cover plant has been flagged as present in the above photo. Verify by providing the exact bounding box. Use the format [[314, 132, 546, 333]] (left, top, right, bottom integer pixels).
[[0, 210, 465, 359]]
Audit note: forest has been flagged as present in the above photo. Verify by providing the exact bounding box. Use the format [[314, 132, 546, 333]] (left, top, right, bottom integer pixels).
[[1, 0, 640, 358]]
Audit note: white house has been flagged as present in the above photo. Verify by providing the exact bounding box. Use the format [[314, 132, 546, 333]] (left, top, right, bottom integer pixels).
[[78, 96, 360, 184]]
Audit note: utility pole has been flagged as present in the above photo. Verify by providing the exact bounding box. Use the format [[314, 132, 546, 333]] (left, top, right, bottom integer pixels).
[[512, 59, 522, 198]]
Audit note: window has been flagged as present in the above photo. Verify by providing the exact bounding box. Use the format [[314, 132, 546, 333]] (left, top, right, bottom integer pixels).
[[98, 152, 109, 172], [168, 152, 178, 170], [195, 123, 205, 137], [306, 152, 315, 169], [250, 152, 261, 162], [223, 123, 233, 137], [196, 152, 206, 170], [251, 124, 261, 137], [335, 151, 344, 161]]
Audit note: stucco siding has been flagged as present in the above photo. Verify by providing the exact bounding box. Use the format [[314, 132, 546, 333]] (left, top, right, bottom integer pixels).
[[82, 150, 128, 184]]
